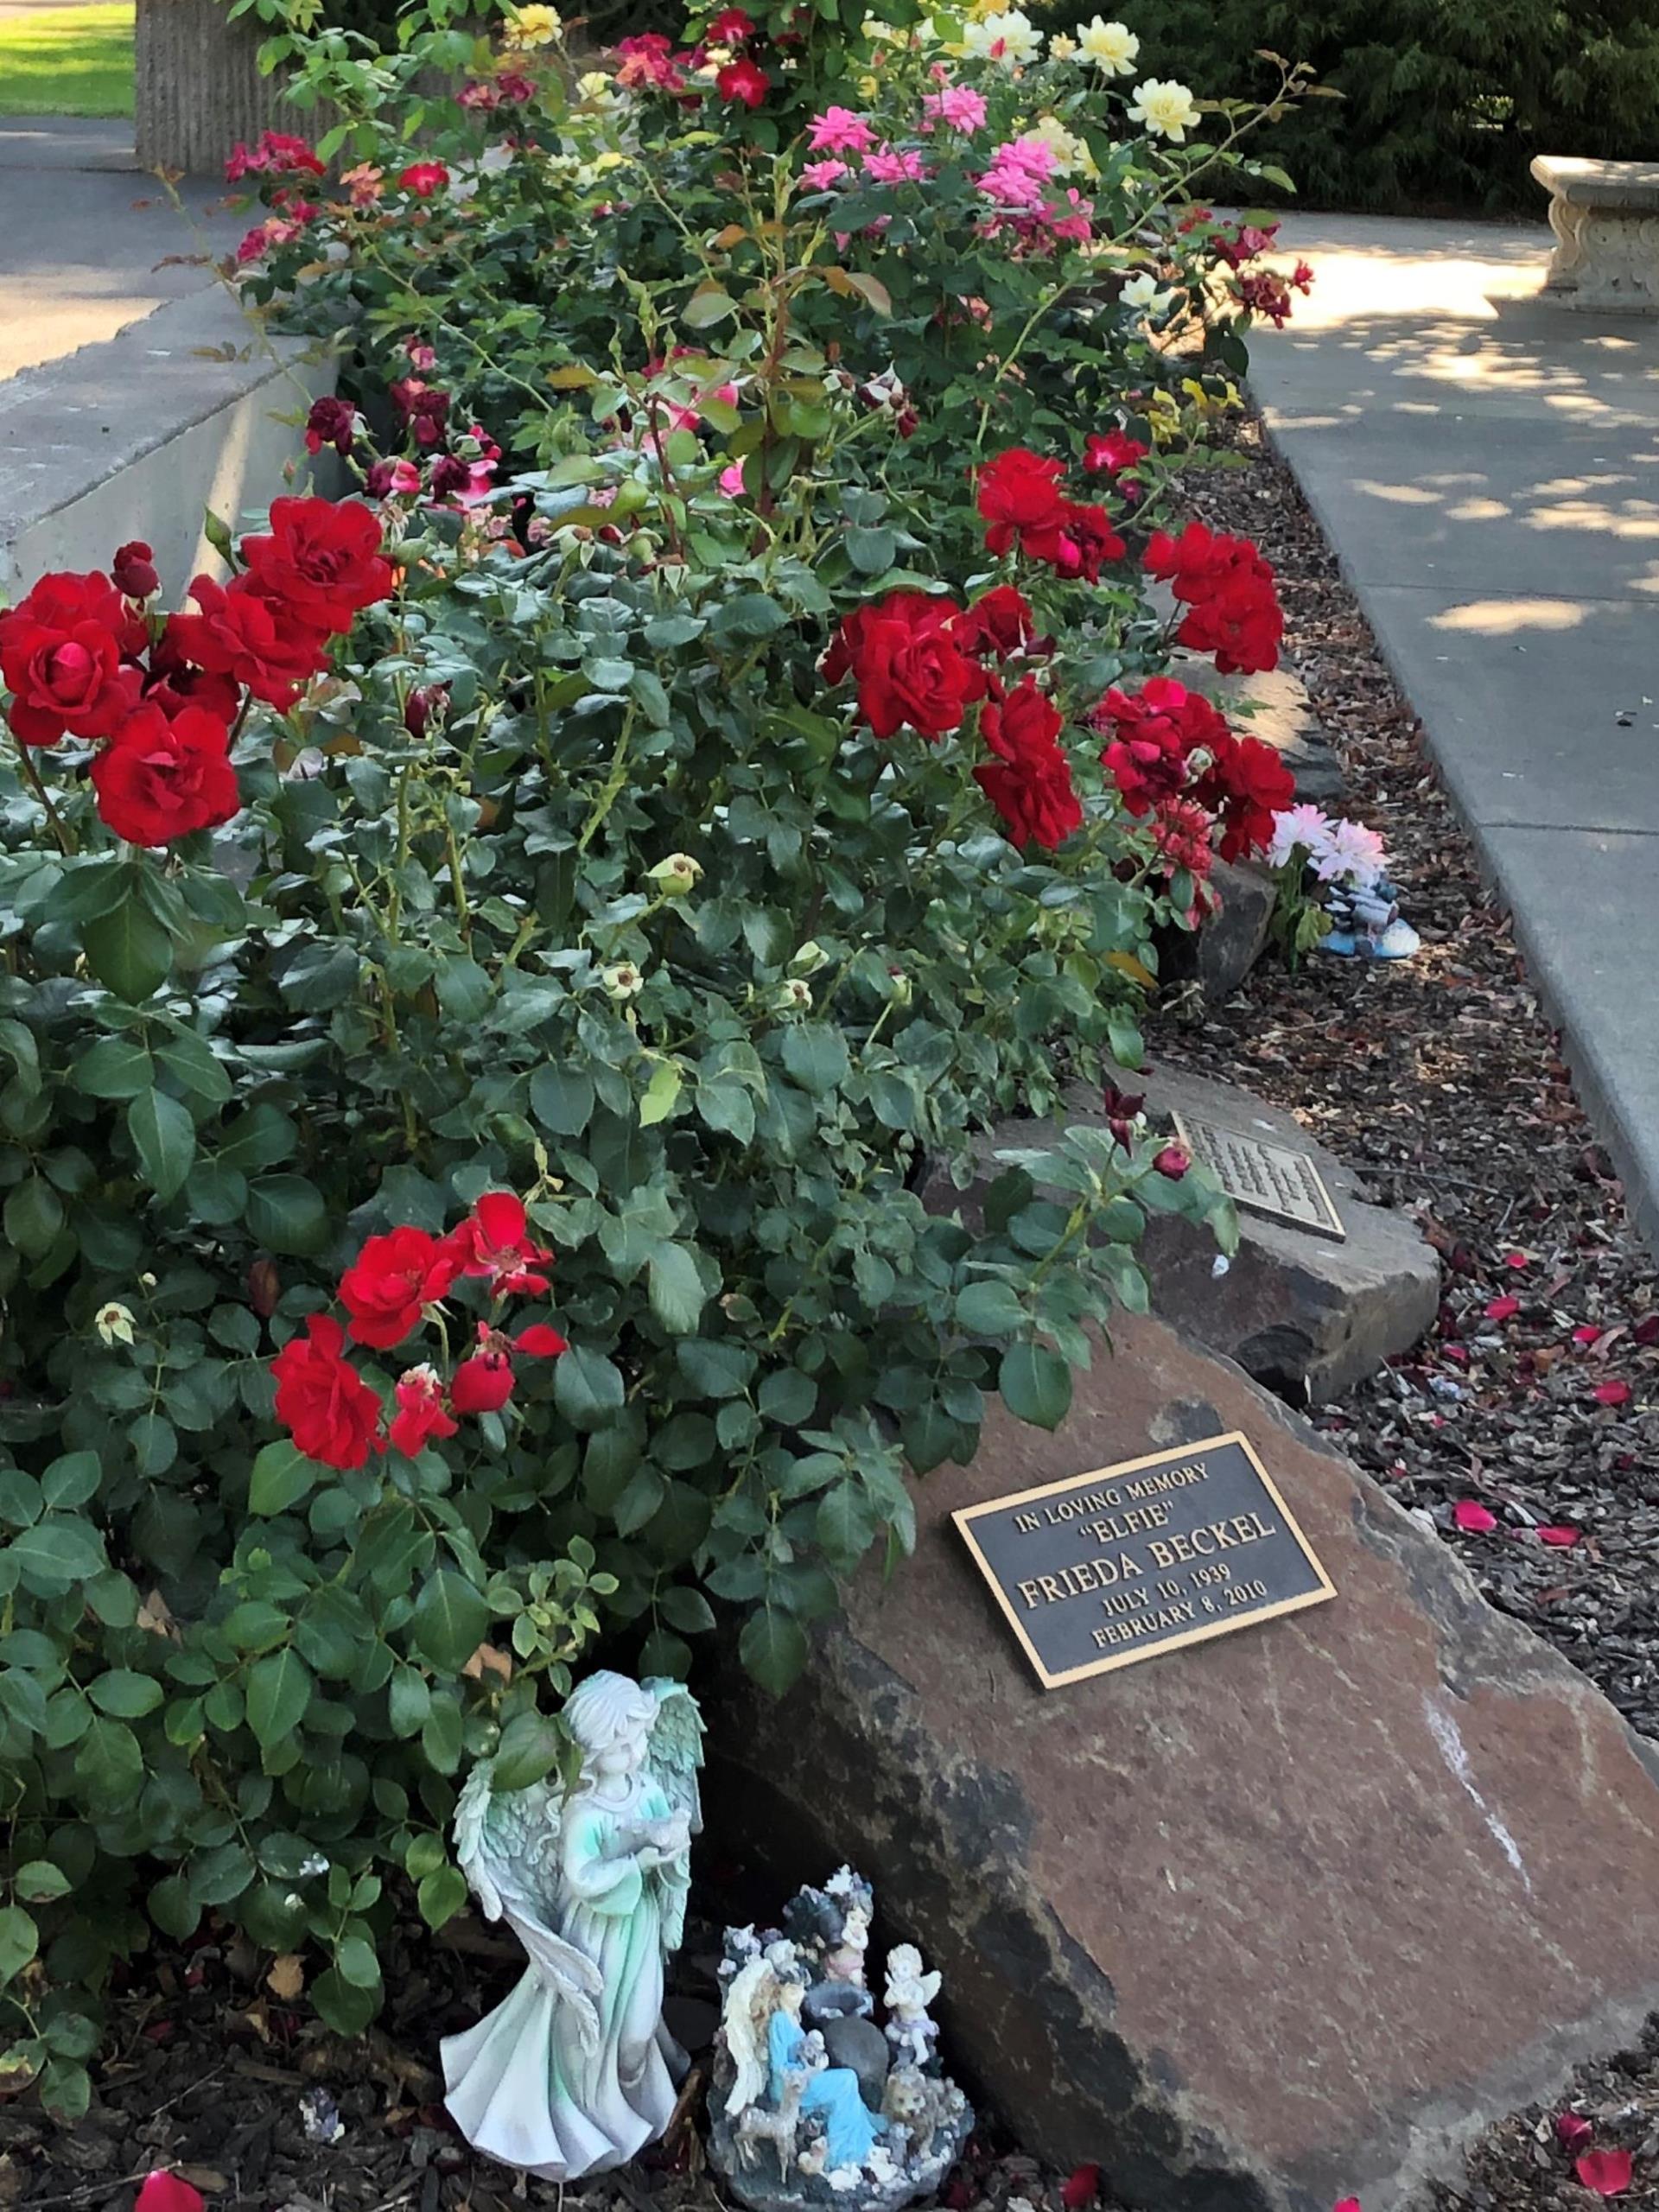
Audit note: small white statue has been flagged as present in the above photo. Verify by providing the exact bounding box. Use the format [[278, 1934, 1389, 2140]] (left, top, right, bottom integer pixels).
[[881, 1947, 942, 2072], [440, 1670, 703, 2180]]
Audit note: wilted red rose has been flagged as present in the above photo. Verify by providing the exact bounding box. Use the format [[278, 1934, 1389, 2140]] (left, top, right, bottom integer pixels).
[[88, 702, 239, 847], [0, 571, 143, 746], [827, 591, 981, 741], [1152, 1144, 1189, 1180], [238, 497, 393, 636], [389, 1365, 459, 1456], [973, 677, 1082, 849], [141, 627, 241, 727], [1052, 499, 1124, 582], [271, 1314, 383, 1470], [339, 1224, 460, 1350], [304, 397, 358, 460], [165, 575, 330, 709], [390, 378, 451, 448], [716, 55, 769, 105], [398, 161, 450, 197], [112, 540, 162, 601], [446, 1192, 553, 1297], [1092, 676, 1230, 816]]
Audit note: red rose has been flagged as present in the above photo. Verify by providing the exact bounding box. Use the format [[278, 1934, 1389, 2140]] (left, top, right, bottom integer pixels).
[[1091, 676, 1229, 815], [827, 591, 981, 741], [451, 1345, 516, 1414], [976, 448, 1069, 562], [89, 702, 239, 846], [339, 1224, 460, 1350], [709, 5, 755, 36], [0, 572, 143, 746], [1053, 500, 1123, 582], [142, 628, 241, 727], [389, 1365, 458, 1456], [165, 575, 331, 709], [446, 1191, 553, 1297], [950, 584, 1039, 660], [238, 498, 394, 637], [1151, 795, 1215, 883], [1082, 429, 1147, 479], [715, 55, 769, 105], [1145, 522, 1282, 675], [271, 1313, 384, 1471], [1192, 730, 1295, 861], [973, 677, 1083, 849], [112, 541, 162, 601], [398, 160, 450, 198]]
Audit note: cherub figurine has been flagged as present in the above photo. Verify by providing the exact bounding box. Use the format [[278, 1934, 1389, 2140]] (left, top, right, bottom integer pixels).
[[441, 1670, 703, 2180], [881, 1947, 942, 2072]]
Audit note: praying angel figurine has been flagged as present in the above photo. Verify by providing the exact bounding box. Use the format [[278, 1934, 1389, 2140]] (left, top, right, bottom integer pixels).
[[441, 1671, 703, 2180]]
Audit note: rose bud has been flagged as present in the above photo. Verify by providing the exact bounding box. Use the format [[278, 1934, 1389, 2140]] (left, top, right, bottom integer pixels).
[[404, 683, 448, 740], [646, 852, 703, 897], [450, 1348, 515, 1414], [1153, 1144, 1190, 1181], [112, 541, 161, 601]]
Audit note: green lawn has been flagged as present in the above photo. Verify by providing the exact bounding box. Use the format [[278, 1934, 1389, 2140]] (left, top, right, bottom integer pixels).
[[0, 2, 135, 118]]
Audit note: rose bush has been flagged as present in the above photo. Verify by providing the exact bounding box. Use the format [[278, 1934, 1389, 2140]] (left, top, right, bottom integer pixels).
[[0, 0, 1316, 2100]]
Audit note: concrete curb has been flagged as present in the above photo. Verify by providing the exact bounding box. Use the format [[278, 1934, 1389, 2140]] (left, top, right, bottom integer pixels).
[[0, 282, 337, 600]]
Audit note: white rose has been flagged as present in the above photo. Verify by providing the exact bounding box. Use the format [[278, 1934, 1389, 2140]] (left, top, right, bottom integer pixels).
[[1076, 16, 1138, 73], [1127, 76, 1200, 140]]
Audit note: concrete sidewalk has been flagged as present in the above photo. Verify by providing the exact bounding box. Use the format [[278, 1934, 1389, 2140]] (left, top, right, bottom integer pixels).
[[1249, 212, 1659, 1249]]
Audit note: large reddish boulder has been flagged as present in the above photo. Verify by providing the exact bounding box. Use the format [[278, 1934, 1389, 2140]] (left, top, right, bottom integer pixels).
[[709, 1313, 1659, 2211]]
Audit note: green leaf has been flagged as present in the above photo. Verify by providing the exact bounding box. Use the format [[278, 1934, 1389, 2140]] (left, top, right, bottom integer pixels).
[[999, 1340, 1072, 1431], [3, 1178, 62, 1260], [682, 283, 737, 327], [553, 1346, 626, 1431], [739, 1608, 809, 1695], [148, 1874, 200, 1941], [638, 1061, 683, 1128], [40, 1452, 99, 1511], [416, 1864, 468, 1930], [647, 1243, 707, 1334], [245, 1175, 329, 1255], [782, 1024, 849, 1095], [0, 1908, 37, 1986], [387, 1665, 430, 1738], [954, 1280, 1027, 1337], [87, 1670, 163, 1719], [335, 1935, 381, 1990], [492, 1710, 563, 1791], [73, 1037, 155, 1099], [531, 1065, 595, 1136], [127, 1089, 195, 1202], [246, 1649, 314, 1748], [82, 894, 172, 1002], [249, 1440, 316, 1516], [411, 1569, 489, 1672], [12, 1862, 70, 1904], [8, 1517, 107, 1594], [660, 1586, 715, 1635], [310, 1966, 378, 2034]]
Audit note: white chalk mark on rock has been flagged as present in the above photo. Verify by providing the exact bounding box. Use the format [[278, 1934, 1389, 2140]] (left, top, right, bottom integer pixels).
[[1423, 1694, 1531, 1891]]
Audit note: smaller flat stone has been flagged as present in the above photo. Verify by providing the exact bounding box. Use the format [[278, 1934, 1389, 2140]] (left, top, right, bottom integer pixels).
[[1531, 154, 1659, 209]]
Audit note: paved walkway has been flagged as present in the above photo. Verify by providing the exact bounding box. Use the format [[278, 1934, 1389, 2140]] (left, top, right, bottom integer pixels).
[[0, 115, 241, 382], [1249, 212, 1659, 1249]]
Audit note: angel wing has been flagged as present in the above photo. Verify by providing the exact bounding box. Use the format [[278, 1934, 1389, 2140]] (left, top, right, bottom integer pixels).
[[451, 1755, 606, 2055], [721, 1955, 773, 2118], [643, 1677, 705, 1836]]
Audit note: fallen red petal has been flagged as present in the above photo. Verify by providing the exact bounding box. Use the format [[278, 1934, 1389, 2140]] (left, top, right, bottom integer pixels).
[[1060, 2165, 1101, 2209], [1452, 1500, 1497, 1533], [1575, 2147, 1633, 2196], [1573, 1325, 1603, 1345], [1537, 1525, 1580, 1548], [1484, 1295, 1520, 1322], [1593, 1379, 1632, 1407], [1635, 1314, 1659, 1345], [1334, 2199, 1363, 2212], [136, 2177, 207, 2212], [1504, 1250, 1529, 1268], [1555, 2112, 1593, 2152]]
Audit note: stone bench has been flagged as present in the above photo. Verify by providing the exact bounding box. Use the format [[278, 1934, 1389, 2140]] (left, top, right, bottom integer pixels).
[[1532, 154, 1659, 312]]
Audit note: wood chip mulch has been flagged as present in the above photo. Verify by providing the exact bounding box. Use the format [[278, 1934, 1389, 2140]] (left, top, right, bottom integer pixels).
[[1159, 413, 1659, 1747]]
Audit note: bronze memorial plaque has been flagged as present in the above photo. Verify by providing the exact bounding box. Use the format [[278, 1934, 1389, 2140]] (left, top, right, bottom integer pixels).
[[1172, 1109, 1345, 1242], [953, 1431, 1335, 1688]]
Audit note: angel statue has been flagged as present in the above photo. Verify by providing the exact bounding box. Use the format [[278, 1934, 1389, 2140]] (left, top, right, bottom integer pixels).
[[724, 1945, 883, 2177], [441, 1671, 703, 2181]]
